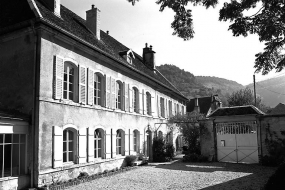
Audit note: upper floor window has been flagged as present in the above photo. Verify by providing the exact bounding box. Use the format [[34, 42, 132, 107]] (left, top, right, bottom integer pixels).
[[63, 128, 76, 163], [146, 92, 151, 115], [63, 63, 76, 101], [94, 129, 103, 159], [177, 104, 179, 115], [94, 73, 103, 106], [133, 87, 139, 113], [160, 97, 165, 118], [116, 81, 123, 110]]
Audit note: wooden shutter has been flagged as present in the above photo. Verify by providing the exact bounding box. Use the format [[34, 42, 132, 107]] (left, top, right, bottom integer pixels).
[[53, 126, 63, 168], [158, 96, 161, 117], [139, 90, 143, 114], [129, 87, 133, 112], [78, 128, 87, 164], [87, 68, 94, 105], [122, 82, 126, 111], [101, 75, 106, 107], [125, 84, 129, 112], [87, 127, 94, 162], [111, 78, 116, 109], [105, 129, 111, 159], [151, 95, 155, 116], [139, 133, 143, 153], [53, 55, 64, 100], [125, 130, 130, 156], [143, 90, 147, 115], [129, 130, 134, 154], [106, 76, 111, 108], [112, 131, 117, 158], [79, 66, 87, 104]]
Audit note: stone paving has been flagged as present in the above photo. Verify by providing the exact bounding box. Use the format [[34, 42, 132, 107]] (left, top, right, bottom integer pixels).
[[66, 156, 276, 190]]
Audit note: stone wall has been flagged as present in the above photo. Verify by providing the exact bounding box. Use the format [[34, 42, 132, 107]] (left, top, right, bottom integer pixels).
[[200, 119, 215, 160]]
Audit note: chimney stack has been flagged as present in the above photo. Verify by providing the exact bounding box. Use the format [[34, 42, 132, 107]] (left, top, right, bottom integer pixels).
[[143, 43, 156, 70], [44, 0, 61, 16], [86, 5, 101, 40]]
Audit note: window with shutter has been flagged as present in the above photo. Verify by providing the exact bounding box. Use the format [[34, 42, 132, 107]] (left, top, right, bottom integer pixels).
[[116, 81, 123, 110], [94, 72, 104, 106], [63, 62, 77, 101], [79, 66, 87, 104], [146, 92, 151, 115], [132, 87, 139, 113], [53, 126, 63, 168], [63, 128, 77, 163], [94, 129, 104, 159], [53, 56, 64, 100]]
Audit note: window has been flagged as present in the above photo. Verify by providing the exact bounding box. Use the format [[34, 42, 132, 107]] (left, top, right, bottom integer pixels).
[[116, 130, 122, 155], [0, 134, 26, 178], [146, 92, 151, 115], [63, 63, 76, 101], [116, 81, 122, 110], [94, 129, 103, 159], [133, 130, 140, 153], [63, 129, 75, 163], [177, 104, 179, 115], [160, 97, 165, 117], [94, 73, 103, 106], [174, 103, 177, 115], [133, 87, 139, 113]]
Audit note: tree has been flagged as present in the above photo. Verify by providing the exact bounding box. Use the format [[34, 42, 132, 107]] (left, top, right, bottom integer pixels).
[[128, 0, 285, 75], [227, 88, 270, 112]]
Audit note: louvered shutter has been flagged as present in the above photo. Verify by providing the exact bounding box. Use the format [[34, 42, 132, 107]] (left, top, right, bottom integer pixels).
[[122, 82, 126, 111], [129, 87, 133, 112], [78, 128, 87, 164], [53, 56, 64, 100], [111, 78, 116, 109], [87, 68, 94, 105], [139, 90, 143, 114], [143, 90, 147, 115], [87, 127, 94, 162], [158, 96, 161, 117], [106, 76, 111, 108], [105, 129, 111, 159], [112, 131, 117, 158], [129, 130, 134, 154], [151, 95, 155, 116], [165, 99, 167, 118], [79, 66, 87, 104], [53, 126, 63, 168], [125, 130, 129, 156], [139, 133, 143, 153], [101, 75, 106, 107]]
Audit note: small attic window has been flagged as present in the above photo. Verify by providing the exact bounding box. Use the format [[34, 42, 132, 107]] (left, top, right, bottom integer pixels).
[[119, 49, 135, 65]]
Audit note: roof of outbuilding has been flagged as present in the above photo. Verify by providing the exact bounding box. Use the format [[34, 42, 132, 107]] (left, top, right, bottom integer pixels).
[[208, 105, 264, 117], [187, 95, 221, 115], [33, 1, 184, 98]]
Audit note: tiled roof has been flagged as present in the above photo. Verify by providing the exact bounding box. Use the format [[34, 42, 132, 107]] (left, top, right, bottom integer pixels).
[[208, 105, 264, 117], [187, 95, 221, 115], [33, 1, 185, 98]]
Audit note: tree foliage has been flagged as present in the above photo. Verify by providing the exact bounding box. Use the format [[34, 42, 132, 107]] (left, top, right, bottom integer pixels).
[[128, 0, 285, 75], [227, 87, 270, 112]]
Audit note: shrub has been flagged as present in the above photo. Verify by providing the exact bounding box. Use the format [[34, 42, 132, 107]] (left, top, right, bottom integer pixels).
[[264, 162, 285, 190], [165, 143, 175, 160], [153, 137, 166, 162], [77, 172, 89, 179], [124, 155, 138, 166]]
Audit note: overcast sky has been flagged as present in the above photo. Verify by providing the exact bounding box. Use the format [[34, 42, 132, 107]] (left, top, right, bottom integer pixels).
[[61, 0, 285, 86]]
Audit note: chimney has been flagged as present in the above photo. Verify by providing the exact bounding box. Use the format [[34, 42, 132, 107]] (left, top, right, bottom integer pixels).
[[143, 43, 156, 70], [44, 0, 61, 16], [194, 98, 200, 113], [86, 5, 101, 40]]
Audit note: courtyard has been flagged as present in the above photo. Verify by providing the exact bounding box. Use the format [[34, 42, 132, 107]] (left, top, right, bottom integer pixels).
[[66, 156, 276, 190]]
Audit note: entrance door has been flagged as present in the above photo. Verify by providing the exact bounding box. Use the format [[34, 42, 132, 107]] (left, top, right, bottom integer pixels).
[[216, 121, 258, 163]]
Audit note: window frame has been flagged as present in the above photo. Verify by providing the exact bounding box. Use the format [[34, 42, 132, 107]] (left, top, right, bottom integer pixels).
[[160, 97, 165, 118], [146, 92, 152, 115], [116, 130, 122, 155], [132, 87, 139, 113], [94, 129, 103, 159], [116, 81, 123, 110], [63, 128, 77, 164], [94, 72, 104, 106], [63, 62, 78, 102]]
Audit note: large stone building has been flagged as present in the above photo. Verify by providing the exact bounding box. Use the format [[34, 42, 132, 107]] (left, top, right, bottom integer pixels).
[[0, 0, 187, 189]]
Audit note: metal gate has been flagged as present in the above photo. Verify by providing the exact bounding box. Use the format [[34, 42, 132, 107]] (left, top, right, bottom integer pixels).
[[216, 121, 258, 163]]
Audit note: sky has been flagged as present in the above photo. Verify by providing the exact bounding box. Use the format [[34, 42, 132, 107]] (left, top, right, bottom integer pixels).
[[61, 0, 285, 86]]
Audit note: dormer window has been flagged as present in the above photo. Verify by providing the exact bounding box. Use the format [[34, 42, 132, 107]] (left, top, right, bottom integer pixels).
[[119, 49, 135, 64]]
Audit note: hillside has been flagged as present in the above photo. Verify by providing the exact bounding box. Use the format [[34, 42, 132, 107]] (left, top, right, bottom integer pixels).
[[156, 64, 245, 105], [247, 75, 285, 107]]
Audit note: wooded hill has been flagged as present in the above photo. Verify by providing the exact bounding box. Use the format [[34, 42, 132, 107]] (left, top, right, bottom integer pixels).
[[156, 64, 244, 105]]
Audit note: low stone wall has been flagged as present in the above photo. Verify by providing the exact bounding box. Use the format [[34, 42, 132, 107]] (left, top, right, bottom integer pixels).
[[38, 157, 125, 187], [0, 175, 30, 190]]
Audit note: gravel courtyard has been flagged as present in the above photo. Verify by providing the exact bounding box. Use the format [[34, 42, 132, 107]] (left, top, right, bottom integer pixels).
[[66, 157, 276, 190]]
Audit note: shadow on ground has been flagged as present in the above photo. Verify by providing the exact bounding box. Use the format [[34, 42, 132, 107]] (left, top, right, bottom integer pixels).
[[146, 155, 276, 190]]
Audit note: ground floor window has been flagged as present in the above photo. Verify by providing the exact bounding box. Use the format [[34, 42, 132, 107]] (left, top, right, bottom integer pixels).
[[116, 130, 122, 155], [94, 129, 103, 158], [63, 129, 75, 163], [0, 134, 26, 178]]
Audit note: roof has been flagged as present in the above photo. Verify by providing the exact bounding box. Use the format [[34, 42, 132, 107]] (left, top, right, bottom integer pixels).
[[187, 95, 221, 115], [268, 103, 285, 115], [0, 0, 185, 100], [208, 105, 265, 117]]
